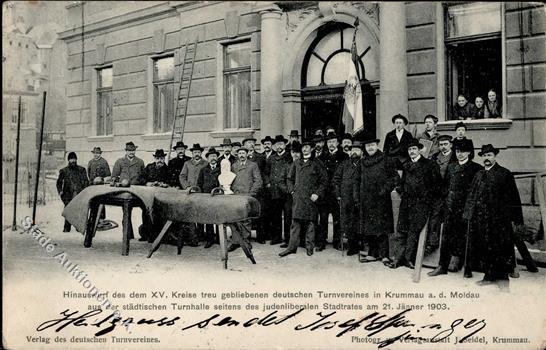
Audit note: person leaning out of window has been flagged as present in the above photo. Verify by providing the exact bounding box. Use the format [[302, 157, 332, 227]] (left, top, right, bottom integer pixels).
[[452, 94, 475, 120], [484, 89, 502, 118], [474, 96, 485, 119]]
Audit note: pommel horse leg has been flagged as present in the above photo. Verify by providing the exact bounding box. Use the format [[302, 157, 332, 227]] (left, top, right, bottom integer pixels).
[[218, 224, 228, 269], [84, 201, 100, 248], [147, 220, 173, 258]]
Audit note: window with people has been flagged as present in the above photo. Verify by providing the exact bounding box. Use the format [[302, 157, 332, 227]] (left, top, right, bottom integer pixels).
[[445, 2, 503, 120]]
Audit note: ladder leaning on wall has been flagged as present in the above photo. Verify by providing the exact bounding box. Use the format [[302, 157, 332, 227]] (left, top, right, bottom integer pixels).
[[167, 37, 198, 162]]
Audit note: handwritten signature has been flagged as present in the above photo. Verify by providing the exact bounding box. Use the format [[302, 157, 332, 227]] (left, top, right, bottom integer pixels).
[[36, 308, 486, 348]]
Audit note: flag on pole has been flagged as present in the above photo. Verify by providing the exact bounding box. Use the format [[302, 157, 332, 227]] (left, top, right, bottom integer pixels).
[[342, 19, 364, 134]]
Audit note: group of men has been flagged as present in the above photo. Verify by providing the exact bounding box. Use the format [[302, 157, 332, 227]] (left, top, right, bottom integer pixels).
[[57, 112, 538, 287]]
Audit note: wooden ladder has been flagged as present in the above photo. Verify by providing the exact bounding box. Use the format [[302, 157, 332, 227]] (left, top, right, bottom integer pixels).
[[167, 37, 198, 162]]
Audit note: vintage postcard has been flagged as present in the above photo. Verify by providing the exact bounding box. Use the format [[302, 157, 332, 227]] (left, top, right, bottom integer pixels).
[[2, 1, 546, 349]]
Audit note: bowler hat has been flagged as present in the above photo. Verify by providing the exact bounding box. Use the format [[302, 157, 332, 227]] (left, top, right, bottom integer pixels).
[[325, 132, 339, 141], [325, 125, 336, 132], [301, 139, 315, 148], [190, 143, 204, 152], [237, 147, 249, 153], [453, 139, 473, 153], [205, 147, 220, 158], [91, 147, 102, 154], [312, 135, 325, 143], [455, 122, 467, 131], [232, 141, 242, 147], [313, 127, 324, 136], [341, 133, 354, 142], [478, 144, 500, 156], [125, 141, 138, 151], [407, 138, 424, 150], [362, 136, 380, 145], [351, 141, 364, 149], [274, 135, 288, 144], [67, 151, 77, 160], [153, 149, 167, 158], [173, 141, 187, 150], [242, 137, 257, 144], [391, 114, 409, 125], [438, 135, 453, 142], [261, 135, 274, 144], [220, 138, 232, 146], [424, 114, 439, 123], [289, 130, 300, 137]]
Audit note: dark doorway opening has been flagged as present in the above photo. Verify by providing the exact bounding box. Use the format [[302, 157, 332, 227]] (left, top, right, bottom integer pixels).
[[301, 82, 376, 139]]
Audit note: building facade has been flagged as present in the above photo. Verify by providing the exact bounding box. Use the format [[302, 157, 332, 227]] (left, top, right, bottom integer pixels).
[[59, 1, 545, 202]]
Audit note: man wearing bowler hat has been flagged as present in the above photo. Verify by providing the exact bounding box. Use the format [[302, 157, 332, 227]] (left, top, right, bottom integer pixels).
[[266, 135, 293, 246], [280, 139, 328, 257], [87, 146, 111, 219], [168, 141, 191, 187], [197, 147, 221, 248], [228, 146, 263, 252], [355, 136, 399, 263], [179, 143, 208, 246], [112, 141, 146, 185], [387, 138, 441, 269], [333, 140, 363, 255], [429, 139, 482, 277], [383, 114, 414, 169], [317, 132, 348, 251], [287, 130, 301, 152], [218, 138, 236, 165], [242, 137, 267, 243], [144, 149, 170, 186], [340, 133, 354, 155], [57, 152, 89, 232], [463, 144, 537, 289], [260, 135, 275, 240]]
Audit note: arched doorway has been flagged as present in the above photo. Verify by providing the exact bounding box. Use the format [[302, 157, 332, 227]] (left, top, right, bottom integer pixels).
[[300, 22, 377, 139]]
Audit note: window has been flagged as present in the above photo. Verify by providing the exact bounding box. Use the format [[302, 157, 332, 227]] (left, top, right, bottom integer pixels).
[[223, 41, 251, 129], [96, 67, 113, 135], [11, 100, 18, 124], [152, 56, 175, 133], [445, 2, 502, 120]]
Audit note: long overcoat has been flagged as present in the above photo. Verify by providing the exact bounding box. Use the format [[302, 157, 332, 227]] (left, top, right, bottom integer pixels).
[[266, 151, 292, 200], [56, 165, 89, 204], [383, 129, 414, 166], [231, 160, 263, 197], [333, 157, 360, 235], [112, 156, 146, 185], [197, 165, 221, 194], [356, 151, 399, 236], [288, 158, 328, 221], [87, 157, 111, 180]]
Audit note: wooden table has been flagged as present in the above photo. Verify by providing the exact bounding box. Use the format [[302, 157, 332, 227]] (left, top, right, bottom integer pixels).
[[84, 192, 143, 256]]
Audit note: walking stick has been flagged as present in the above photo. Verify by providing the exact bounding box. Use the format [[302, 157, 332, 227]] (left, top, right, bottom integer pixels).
[[463, 219, 471, 276]]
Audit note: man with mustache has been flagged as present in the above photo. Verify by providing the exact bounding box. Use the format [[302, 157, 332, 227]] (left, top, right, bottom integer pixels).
[[168, 141, 191, 187], [333, 140, 363, 255], [197, 147, 221, 248], [463, 144, 537, 290], [179, 143, 208, 246], [228, 146, 263, 252], [243, 137, 267, 243], [218, 138, 236, 165], [340, 133, 354, 156], [387, 139, 441, 269], [57, 152, 89, 232], [428, 139, 482, 277], [144, 149, 170, 186], [112, 141, 146, 185]]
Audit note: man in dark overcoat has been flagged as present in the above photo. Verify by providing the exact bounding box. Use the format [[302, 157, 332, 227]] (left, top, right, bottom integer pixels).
[[197, 147, 221, 248], [168, 141, 191, 187], [57, 152, 89, 232], [333, 141, 363, 255], [243, 137, 267, 243], [317, 132, 348, 251], [388, 138, 441, 269], [429, 139, 482, 277], [383, 114, 414, 170], [356, 137, 399, 263], [464, 145, 536, 288], [266, 135, 293, 246], [228, 147, 263, 252], [279, 139, 328, 257], [87, 146, 111, 219], [144, 149, 170, 185]]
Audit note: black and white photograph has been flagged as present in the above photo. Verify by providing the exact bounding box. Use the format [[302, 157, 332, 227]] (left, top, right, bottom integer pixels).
[[2, 1, 546, 349]]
